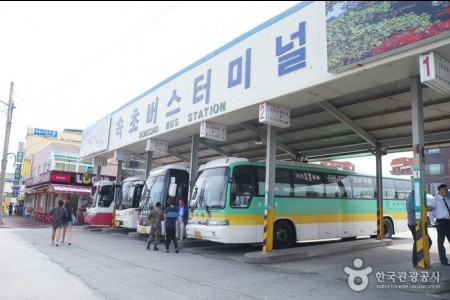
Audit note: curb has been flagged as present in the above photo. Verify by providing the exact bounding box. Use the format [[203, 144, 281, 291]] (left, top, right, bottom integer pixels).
[[244, 239, 393, 264], [101, 227, 135, 234], [82, 225, 110, 231]]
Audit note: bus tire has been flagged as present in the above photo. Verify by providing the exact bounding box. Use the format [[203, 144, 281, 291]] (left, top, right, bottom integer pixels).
[[273, 220, 294, 249], [383, 218, 394, 239]]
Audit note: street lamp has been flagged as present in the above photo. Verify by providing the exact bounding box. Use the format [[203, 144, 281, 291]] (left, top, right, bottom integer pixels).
[[0, 82, 15, 225]]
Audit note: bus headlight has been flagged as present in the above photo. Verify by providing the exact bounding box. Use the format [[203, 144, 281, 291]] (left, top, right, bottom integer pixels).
[[207, 219, 229, 226]]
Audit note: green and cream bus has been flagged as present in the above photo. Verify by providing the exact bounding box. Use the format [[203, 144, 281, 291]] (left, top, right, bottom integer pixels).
[[187, 157, 411, 248]]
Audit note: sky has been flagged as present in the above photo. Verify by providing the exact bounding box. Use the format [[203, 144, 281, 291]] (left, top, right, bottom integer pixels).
[[0, 1, 412, 175]]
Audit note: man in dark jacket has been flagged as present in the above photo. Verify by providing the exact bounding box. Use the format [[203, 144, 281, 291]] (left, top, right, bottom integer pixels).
[[49, 199, 67, 246], [164, 198, 179, 253]]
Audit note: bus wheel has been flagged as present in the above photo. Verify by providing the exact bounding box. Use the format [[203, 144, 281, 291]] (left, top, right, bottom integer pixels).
[[274, 220, 294, 249], [383, 218, 394, 239]]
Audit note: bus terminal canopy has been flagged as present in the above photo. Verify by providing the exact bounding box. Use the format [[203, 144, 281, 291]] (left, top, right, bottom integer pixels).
[[81, 1, 450, 166]]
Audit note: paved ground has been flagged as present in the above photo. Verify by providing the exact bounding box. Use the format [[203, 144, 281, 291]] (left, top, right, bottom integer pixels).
[[0, 215, 102, 300], [2, 216, 450, 299], [0, 215, 51, 229]]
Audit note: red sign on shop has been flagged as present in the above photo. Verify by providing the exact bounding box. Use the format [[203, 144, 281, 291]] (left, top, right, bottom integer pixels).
[[50, 172, 71, 183]]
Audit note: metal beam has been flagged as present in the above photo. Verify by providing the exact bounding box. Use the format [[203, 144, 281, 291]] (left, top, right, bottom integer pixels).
[[318, 100, 377, 147], [145, 151, 153, 178], [296, 130, 450, 160], [240, 122, 297, 158], [381, 131, 450, 148], [189, 135, 199, 199], [167, 149, 190, 163], [199, 138, 234, 157], [300, 143, 372, 158]]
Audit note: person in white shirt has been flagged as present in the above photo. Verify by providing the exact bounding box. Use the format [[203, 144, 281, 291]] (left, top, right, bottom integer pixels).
[[235, 190, 251, 207], [428, 184, 450, 265]]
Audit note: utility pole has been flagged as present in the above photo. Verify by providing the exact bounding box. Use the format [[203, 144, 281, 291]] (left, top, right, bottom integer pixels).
[[0, 82, 15, 225]]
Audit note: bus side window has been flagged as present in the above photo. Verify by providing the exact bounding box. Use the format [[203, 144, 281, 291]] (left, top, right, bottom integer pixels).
[[350, 176, 375, 198], [234, 188, 252, 207], [275, 169, 292, 197], [231, 165, 256, 208], [339, 182, 348, 198], [103, 194, 112, 207]]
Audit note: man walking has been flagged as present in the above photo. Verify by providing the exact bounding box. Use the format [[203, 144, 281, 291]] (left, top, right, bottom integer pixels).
[[49, 199, 68, 247], [164, 198, 179, 253], [146, 202, 164, 251], [428, 184, 450, 265]]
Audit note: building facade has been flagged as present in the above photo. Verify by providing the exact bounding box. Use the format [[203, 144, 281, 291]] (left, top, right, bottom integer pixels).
[[20, 128, 117, 220], [389, 148, 450, 195], [319, 160, 355, 171], [424, 148, 450, 194], [390, 157, 413, 176]]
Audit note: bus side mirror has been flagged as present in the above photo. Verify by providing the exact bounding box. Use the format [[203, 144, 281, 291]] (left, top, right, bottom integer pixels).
[[230, 182, 237, 195]]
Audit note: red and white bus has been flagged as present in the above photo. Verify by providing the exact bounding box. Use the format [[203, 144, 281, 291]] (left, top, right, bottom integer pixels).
[[84, 180, 120, 226]]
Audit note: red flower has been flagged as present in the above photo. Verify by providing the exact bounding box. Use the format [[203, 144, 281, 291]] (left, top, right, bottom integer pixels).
[[371, 20, 450, 55]]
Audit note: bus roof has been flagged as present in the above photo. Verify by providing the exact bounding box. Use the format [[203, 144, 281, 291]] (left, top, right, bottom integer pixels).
[[198, 157, 412, 180], [93, 180, 115, 187], [122, 175, 146, 182], [199, 157, 248, 171], [149, 163, 190, 176]]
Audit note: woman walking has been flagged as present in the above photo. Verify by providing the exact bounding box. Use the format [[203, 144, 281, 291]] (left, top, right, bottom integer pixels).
[[61, 200, 73, 245]]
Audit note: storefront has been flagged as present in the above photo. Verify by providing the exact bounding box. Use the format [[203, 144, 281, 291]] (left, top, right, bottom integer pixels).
[[22, 171, 113, 222]]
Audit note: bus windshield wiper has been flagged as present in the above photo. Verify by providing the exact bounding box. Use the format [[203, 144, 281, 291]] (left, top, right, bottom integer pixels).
[[191, 187, 204, 212], [207, 205, 222, 209]]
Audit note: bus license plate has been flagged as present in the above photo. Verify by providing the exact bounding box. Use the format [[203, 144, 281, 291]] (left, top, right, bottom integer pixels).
[[140, 227, 146, 234], [115, 221, 120, 227], [194, 230, 202, 239]]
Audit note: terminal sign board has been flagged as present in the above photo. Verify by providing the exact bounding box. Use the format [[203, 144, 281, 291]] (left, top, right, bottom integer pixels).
[[420, 52, 450, 94], [146, 139, 169, 153], [199, 121, 226, 141], [114, 150, 136, 161], [93, 157, 108, 167], [259, 102, 290, 128]]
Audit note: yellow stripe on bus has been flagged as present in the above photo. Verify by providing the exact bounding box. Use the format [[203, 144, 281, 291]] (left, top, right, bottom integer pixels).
[[194, 212, 407, 226]]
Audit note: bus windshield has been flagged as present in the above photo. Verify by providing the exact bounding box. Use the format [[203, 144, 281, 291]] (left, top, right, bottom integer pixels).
[[141, 175, 167, 210], [92, 185, 114, 208], [117, 180, 134, 208], [190, 167, 229, 209]]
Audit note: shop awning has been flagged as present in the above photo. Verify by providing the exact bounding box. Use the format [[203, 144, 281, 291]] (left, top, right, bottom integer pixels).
[[51, 184, 91, 194]]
